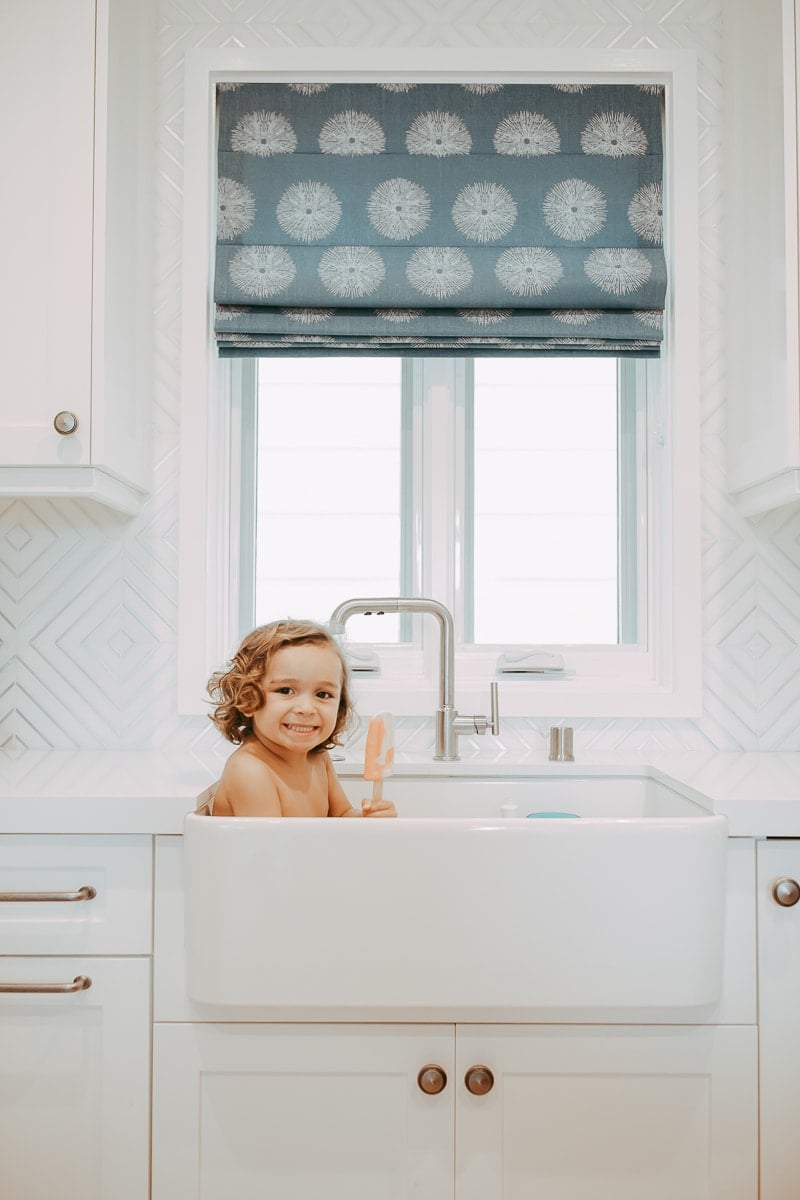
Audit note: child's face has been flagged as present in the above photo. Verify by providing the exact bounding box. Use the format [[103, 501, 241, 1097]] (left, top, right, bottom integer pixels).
[[247, 642, 343, 753]]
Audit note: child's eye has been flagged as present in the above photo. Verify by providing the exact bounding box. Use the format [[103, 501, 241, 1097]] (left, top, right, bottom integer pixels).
[[275, 686, 293, 695], [317, 690, 335, 700]]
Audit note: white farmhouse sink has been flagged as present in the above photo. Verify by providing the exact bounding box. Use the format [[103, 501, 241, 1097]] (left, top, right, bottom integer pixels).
[[183, 774, 727, 1014]]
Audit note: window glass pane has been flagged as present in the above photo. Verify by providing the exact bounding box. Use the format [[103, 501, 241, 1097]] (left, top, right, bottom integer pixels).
[[255, 358, 403, 641], [472, 358, 619, 645]]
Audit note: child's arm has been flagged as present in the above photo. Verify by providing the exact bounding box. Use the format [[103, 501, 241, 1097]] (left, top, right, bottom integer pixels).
[[324, 754, 397, 818], [215, 752, 282, 817]]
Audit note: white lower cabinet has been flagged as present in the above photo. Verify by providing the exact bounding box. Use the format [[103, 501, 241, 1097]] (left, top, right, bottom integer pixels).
[[0, 833, 152, 1199], [456, 1025, 757, 1200], [757, 839, 800, 1200], [0, 956, 150, 1200], [152, 1023, 455, 1200], [152, 1020, 757, 1200]]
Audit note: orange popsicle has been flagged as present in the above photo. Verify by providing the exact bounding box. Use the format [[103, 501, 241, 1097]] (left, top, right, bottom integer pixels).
[[363, 712, 395, 805]]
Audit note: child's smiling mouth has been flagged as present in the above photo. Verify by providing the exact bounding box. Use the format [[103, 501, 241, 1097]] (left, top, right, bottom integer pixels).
[[284, 723, 318, 734]]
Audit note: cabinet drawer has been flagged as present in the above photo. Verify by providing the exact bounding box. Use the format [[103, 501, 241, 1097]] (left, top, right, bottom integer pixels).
[[0, 835, 151, 954]]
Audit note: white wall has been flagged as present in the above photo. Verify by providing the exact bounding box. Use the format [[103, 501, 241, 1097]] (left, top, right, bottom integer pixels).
[[2, 0, 799, 755]]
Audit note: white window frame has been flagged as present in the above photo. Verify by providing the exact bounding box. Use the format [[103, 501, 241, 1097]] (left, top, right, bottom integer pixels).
[[177, 47, 701, 720]]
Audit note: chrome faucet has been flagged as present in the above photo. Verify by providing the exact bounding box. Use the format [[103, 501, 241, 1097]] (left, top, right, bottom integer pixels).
[[328, 596, 500, 762]]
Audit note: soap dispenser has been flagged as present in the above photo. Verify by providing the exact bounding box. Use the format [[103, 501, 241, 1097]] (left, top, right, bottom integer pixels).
[[548, 723, 574, 763]]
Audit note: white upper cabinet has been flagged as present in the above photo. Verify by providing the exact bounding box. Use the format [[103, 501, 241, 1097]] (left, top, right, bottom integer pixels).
[[0, 0, 154, 516], [725, 0, 800, 516]]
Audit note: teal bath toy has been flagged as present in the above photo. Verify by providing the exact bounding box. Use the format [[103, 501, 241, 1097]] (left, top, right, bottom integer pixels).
[[526, 811, 580, 819]]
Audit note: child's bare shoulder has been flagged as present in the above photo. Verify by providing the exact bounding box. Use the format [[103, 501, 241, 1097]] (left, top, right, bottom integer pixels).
[[221, 741, 276, 785], [224, 742, 265, 771], [217, 742, 281, 816]]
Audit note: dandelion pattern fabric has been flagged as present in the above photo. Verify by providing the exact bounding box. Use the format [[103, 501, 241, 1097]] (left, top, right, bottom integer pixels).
[[217, 177, 256, 239], [215, 81, 666, 356], [276, 182, 342, 243], [367, 178, 431, 239], [451, 182, 518, 243]]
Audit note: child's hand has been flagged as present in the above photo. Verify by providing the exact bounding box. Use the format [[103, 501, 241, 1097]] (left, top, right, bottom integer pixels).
[[361, 797, 397, 818]]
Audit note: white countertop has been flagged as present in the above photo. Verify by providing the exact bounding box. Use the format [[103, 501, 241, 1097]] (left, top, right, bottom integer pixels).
[[0, 747, 798, 836]]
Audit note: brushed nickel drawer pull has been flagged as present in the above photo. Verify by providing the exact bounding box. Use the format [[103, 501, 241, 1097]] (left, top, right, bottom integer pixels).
[[0, 885, 97, 903], [0, 975, 92, 994]]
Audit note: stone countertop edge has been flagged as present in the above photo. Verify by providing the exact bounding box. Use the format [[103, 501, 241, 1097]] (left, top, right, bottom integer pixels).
[[0, 748, 797, 836]]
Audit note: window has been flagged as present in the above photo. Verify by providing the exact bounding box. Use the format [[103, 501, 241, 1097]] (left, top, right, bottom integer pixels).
[[177, 47, 701, 719], [245, 355, 639, 649], [233, 352, 659, 717], [472, 357, 634, 645], [249, 358, 405, 643]]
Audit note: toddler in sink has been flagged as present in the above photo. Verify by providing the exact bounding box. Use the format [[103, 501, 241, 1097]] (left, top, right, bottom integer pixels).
[[206, 619, 396, 819]]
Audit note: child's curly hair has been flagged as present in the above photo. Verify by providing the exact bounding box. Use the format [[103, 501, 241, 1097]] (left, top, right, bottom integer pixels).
[[207, 619, 353, 751]]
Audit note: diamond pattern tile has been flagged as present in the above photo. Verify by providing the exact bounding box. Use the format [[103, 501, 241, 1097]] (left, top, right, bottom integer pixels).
[[6, 0, 800, 753]]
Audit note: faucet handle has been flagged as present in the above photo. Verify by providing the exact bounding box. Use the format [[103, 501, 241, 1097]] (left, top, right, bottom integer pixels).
[[461, 681, 500, 737]]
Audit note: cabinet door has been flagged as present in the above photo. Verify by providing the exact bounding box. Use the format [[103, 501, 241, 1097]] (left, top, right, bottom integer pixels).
[[0, 0, 94, 464], [0, 957, 150, 1200], [757, 839, 800, 1200], [455, 1025, 757, 1200], [152, 1023, 454, 1200]]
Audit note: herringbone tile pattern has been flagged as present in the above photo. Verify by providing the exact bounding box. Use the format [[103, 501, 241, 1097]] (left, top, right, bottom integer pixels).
[[3, 0, 799, 754]]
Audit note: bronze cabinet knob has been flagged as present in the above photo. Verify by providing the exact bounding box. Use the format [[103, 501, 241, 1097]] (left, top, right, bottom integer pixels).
[[464, 1065, 494, 1095], [417, 1065, 447, 1094], [772, 877, 800, 907]]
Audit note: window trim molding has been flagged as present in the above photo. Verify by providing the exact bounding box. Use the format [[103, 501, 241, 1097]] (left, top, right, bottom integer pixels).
[[177, 46, 701, 719]]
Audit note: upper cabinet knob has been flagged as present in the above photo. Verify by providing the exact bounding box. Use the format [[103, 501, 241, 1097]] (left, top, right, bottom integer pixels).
[[417, 1065, 447, 1095], [53, 411, 79, 436], [464, 1065, 494, 1095], [772, 877, 800, 907]]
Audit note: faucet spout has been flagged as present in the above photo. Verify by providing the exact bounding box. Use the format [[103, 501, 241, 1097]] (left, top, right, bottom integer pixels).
[[329, 596, 454, 711], [328, 596, 498, 762]]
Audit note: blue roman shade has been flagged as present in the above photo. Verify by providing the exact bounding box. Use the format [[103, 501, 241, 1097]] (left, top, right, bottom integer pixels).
[[214, 82, 666, 357]]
